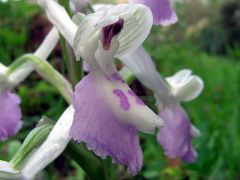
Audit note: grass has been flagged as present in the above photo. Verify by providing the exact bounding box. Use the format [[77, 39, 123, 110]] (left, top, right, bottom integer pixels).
[[142, 40, 240, 179]]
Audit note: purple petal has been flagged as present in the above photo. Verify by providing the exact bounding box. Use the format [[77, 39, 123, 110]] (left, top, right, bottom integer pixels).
[[130, 0, 178, 26], [69, 74, 143, 175], [157, 104, 197, 163], [0, 92, 22, 141]]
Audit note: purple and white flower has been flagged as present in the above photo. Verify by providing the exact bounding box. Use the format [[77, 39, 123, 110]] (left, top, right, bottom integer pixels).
[[71, 5, 163, 175], [119, 47, 203, 162]]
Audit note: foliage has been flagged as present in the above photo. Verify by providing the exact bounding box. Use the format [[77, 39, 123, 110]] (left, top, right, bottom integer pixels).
[[190, 0, 240, 58], [144, 40, 240, 179]]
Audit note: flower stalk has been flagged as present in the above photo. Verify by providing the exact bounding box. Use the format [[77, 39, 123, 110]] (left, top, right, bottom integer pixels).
[[7, 54, 73, 104]]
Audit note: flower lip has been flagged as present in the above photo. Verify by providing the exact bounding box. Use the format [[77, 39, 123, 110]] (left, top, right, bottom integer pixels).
[[102, 18, 124, 50]]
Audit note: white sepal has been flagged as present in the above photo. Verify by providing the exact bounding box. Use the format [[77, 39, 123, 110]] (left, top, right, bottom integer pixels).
[[73, 4, 153, 60], [38, 0, 77, 45], [166, 69, 204, 102], [21, 106, 74, 180]]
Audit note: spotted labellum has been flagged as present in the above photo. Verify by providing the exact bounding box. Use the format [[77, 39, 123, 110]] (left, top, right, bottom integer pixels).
[[69, 4, 164, 175]]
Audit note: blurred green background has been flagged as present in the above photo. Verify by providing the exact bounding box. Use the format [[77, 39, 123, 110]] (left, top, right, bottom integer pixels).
[[0, 0, 240, 179]]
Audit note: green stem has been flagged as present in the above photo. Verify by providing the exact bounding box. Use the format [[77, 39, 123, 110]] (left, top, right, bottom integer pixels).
[[7, 54, 73, 104], [66, 141, 107, 180]]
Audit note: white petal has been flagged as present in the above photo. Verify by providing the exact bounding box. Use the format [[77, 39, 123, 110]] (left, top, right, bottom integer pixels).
[[21, 106, 74, 179], [166, 69, 192, 88], [166, 69, 204, 101], [172, 75, 204, 102]]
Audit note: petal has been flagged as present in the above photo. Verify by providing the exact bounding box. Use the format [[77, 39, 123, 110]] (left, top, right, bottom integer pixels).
[[0, 92, 22, 141], [157, 104, 197, 163], [70, 52, 162, 173], [130, 0, 178, 26], [176, 76, 204, 102], [70, 74, 143, 175], [166, 70, 204, 102], [166, 69, 192, 87]]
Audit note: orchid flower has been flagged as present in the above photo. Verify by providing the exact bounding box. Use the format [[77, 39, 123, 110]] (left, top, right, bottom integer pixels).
[[0, 27, 59, 141], [37, 0, 163, 174], [119, 47, 203, 163], [129, 0, 178, 26]]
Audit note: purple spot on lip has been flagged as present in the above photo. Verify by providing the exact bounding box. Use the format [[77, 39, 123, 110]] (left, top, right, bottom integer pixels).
[[110, 72, 124, 83], [102, 19, 124, 50], [113, 89, 130, 110], [128, 90, 145, 105]]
